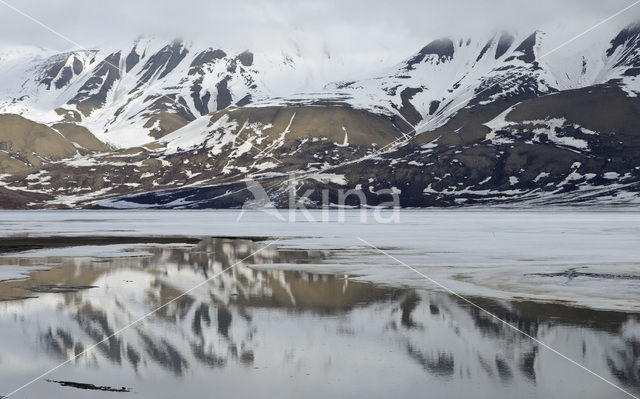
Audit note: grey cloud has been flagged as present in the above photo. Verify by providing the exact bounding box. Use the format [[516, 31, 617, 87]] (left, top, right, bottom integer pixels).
[[0, 0, 638, 65]]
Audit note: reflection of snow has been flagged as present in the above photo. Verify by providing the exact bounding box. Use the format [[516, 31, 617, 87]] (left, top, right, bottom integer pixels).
[[0, 237, 637, 398], [3, 209, 640, 313]]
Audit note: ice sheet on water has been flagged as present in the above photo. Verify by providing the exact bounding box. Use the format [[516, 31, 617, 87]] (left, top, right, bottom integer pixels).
[[0, 265, 51, 282], [1, 209, 640, 311]]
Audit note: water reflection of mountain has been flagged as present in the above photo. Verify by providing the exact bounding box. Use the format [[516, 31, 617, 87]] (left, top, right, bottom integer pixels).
[[0, 238, 638, 398]]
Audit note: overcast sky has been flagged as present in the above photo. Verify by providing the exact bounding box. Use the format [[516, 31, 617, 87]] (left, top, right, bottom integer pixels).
[[0, 0, 638, 62]]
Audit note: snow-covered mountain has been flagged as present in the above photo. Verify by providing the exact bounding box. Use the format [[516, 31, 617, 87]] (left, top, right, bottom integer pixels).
[[263, 27, 640, 131], [0, 37, 383, 148], [1, 23, 640, 208], [0, 39, 273, 147]]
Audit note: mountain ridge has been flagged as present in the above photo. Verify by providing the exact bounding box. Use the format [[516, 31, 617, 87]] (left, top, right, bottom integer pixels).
[[1, 23, 640, 208]]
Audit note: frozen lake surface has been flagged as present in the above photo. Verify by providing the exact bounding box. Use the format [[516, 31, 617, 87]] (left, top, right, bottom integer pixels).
[[1, 209, 640, 311]]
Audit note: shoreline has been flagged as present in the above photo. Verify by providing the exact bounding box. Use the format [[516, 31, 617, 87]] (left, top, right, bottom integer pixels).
[[0, 235, 276, 254]]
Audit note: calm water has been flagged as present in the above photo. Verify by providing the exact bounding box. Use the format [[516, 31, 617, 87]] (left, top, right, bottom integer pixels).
[[0, 237, 638, 398]]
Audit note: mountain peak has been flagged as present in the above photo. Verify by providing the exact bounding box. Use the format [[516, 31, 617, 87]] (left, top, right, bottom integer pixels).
[[405, 38, 455, 70], [606, 22, 640, 57]]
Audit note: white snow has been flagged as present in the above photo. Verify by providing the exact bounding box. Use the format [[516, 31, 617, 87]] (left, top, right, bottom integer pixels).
[[309, 173, 348, 185], [533, 172, 550, 182], [604, 172, 620, 180], [64, 156, 99, 167], [336, 126, 349, 147], [485, 115, 591, 151]]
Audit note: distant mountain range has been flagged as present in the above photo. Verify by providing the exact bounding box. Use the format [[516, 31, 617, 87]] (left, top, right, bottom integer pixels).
[[1, 23, 640, 208]]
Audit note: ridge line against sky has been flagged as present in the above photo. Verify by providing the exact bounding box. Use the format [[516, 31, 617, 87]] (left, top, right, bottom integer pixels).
[[1, 0, 639, 61]]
